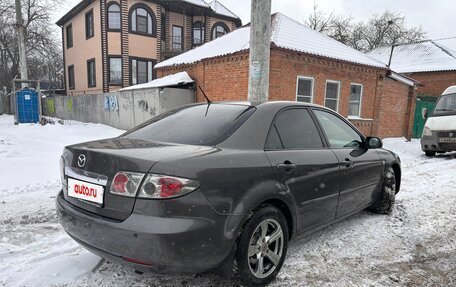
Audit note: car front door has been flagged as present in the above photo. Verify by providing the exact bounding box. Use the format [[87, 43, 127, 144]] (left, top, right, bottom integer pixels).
[[265, 108, 340, 233], [312, 109, 384, 218]]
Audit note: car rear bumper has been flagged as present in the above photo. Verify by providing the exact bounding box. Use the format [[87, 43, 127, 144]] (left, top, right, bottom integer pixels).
[[421, 135, 456, 152], [56, 190, 243, 274]]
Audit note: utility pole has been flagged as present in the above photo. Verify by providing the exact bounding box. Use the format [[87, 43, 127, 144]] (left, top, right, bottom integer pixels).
[[15, 0, 28, 85], [248, 0, 271, 102]]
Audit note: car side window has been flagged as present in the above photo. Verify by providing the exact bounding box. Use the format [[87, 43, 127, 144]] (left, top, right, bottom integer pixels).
[[313, 109, 363, 148], [265, 108, 323, 150]]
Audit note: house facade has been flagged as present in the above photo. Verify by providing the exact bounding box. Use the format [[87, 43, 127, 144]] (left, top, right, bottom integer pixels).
[[155, 13, 417, 139], [56, 0, 241, 96]]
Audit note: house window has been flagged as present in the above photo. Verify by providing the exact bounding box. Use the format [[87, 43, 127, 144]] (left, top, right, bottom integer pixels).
[[68, 65, 75, 90], [109, 57, 122, 85], [193, 21, 205, 46], [131, 58, 155, 85], [87, 59, 96, 88], [172, 25, 183, 51], [130, 4, 156, 36], [66, 24, 73, 48], [296, 77, 314, 103], [325, 80, 340, 112], [211, 22, 229, 39], [107, 3, 121, 30], [85, 10, 94, 39], [349, 84, 363, 117]]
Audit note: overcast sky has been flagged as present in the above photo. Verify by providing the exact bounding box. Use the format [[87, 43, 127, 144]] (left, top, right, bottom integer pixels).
[[55, 0, 456, 50]]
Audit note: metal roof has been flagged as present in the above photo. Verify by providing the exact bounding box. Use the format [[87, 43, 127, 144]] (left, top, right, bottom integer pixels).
[[156, 13, 387, 69], [368, 41, 456, 73]]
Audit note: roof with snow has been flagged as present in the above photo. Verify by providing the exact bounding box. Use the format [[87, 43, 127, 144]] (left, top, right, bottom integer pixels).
[[120, 72, 194, 91], [209, 0, 239, 19], [367, 41, 456, 73], [181, 0, 210, 8], [57, 0, 239, 26], [156, 13, 386, 69]]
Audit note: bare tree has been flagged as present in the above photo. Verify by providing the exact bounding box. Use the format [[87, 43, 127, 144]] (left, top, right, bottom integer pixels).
[[0, 0, 63, 92], [304, 9, 426, 52], [304, 2, 333, 33]]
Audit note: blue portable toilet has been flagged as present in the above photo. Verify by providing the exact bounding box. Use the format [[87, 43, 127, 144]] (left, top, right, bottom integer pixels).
[[16, 89, 40, 123]]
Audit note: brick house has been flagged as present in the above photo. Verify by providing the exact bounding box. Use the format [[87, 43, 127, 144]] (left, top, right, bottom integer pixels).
[[56, 0, 241, 96], [155, 13, 417, 139], [368, 41, 456, 97]]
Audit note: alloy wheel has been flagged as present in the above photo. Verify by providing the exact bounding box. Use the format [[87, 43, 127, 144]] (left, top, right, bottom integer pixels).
[[247, 218, 284, 279]]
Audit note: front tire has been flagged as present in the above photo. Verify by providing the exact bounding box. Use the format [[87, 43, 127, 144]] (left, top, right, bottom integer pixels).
[[236, 205, 289, 287], [369, 167, 396, 214]]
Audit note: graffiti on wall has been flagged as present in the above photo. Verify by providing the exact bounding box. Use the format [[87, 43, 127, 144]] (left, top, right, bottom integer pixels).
[[67, 97, 73, 112], [104, 95, 119, 111]]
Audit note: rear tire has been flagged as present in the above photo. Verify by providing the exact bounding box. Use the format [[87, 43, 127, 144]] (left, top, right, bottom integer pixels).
[[369, 167, 396, 214], [425, 151, 436, 157], [235, 205, 289, 287]]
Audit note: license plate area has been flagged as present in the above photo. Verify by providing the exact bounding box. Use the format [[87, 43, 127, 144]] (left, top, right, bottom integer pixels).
[[68, 178, 105, 205], [438, 137, 456, 144]]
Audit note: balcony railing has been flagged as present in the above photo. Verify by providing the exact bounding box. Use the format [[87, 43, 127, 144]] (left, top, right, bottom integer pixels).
[[161, 35, 205, 58]]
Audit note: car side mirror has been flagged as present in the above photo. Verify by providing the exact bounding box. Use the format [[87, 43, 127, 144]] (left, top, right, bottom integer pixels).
[[422, 108, 428, 120], [366, 137, 383, 149]]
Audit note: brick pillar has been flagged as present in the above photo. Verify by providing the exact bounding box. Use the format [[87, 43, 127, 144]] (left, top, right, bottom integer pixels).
[[206, 16, 211, 42], [372, 73, 385, 137], [185, 14, 192, 51], [100, 0, 109, 92], [156, 5, 162, 62], [404, 87, 417, 141], [165, 12, 170, 52], [120, 0, 129, 87]]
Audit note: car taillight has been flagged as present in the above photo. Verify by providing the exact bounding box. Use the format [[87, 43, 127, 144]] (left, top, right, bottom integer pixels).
[[110, 172, 145, 197], [138, 174, 199, 199]]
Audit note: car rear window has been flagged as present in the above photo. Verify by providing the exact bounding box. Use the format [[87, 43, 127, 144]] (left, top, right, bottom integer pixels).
[[123, 104, 255, 145]]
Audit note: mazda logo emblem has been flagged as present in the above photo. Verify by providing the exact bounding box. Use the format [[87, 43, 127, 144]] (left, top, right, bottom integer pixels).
[[77, 154, 86, 168], [450, 132, 454, 138]]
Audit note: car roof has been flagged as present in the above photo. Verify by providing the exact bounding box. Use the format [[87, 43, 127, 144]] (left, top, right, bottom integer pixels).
[[195, 100, 326, 110], [442, 86, 456, 95]]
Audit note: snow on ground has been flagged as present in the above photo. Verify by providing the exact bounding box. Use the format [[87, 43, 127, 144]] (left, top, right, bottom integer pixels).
[[1, 114, 455, 287]]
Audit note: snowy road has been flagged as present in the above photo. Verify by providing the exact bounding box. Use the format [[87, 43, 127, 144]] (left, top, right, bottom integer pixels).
[[1, 114, 455, 287]]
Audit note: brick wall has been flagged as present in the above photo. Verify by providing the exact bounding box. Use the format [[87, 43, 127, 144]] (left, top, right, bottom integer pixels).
[[157, 48, 415, 139], [376, 77, 414, 138], [157, 51, 249, 102], [405, 71, 456, 97]]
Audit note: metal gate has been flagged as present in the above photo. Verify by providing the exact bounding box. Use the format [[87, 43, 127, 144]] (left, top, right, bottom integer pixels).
[[16, 89, 40, 123], [412, 96, 437, 138]]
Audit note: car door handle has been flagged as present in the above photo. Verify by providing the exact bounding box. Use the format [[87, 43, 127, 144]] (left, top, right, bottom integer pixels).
[[341, 158, 354, 168], [276, 161, 297, 174]]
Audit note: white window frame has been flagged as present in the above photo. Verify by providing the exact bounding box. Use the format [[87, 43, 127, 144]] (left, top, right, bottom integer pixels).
[[348, 83, 363, 118], [296, 76, 314, 103], [324, 80, 341, 112]]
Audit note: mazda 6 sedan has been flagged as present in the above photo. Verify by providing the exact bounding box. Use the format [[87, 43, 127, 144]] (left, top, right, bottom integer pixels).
[[56, 101, 401, 286]]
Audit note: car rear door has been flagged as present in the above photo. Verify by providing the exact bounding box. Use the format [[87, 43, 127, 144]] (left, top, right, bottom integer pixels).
[[265, 108, 340, 233], [312, 109, 383, 217]]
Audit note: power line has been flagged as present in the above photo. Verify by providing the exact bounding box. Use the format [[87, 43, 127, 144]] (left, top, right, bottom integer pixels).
[[429, 36, 456, 42]]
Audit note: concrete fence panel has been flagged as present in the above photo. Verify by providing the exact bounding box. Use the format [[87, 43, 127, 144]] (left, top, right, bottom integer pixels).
[[42, 87, 194, 130]]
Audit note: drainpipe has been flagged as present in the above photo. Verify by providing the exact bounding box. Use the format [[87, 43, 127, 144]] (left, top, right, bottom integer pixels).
[[387, 44, 395, 68]]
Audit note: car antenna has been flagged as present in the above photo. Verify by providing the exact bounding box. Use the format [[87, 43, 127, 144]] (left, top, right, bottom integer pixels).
[[198, 85, 212, 104], [198, 85, 212, 117]]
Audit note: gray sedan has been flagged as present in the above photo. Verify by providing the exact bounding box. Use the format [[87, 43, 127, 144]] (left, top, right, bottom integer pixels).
[[56, 101, 401, 286]]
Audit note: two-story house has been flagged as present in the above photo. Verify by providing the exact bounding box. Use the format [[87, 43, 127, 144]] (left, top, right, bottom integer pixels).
[[56, 0, 241, 95]]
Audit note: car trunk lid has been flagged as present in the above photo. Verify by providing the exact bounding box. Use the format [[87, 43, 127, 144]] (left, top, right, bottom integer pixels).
[[62, 137, 213, 221]]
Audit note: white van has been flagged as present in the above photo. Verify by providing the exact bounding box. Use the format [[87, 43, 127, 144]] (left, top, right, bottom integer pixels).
[[421, 86, 456, 156]]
